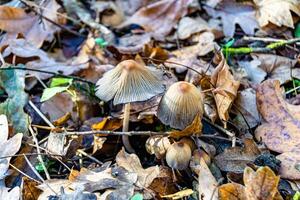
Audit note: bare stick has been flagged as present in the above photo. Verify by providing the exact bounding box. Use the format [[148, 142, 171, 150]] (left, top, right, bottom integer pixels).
[[29, 126, 51, 180], [10, 164, 42, 184], [29, 100, 55, 128], [77, 149, 103, 165]]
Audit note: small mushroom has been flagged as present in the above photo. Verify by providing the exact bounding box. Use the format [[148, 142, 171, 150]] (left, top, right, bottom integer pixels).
[[96, 59, 165, 152], [157, 81, 203, 130], [166, 141, 192, 170]]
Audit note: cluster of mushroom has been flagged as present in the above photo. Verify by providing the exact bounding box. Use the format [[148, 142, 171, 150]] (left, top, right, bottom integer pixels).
[[96, 59, 204, 169]]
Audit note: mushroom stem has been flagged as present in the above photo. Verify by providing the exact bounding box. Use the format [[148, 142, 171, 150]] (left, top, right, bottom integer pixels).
[[122, 103, 135, 153]]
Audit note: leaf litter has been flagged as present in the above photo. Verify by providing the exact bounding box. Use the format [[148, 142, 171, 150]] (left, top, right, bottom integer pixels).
[[0, 0, 300, 199]]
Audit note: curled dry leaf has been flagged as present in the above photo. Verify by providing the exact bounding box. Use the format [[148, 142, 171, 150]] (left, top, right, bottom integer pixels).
[[214, 138, 261, 173], [254, 0, 300, 28], [169, 113, 202, 139], [211, 53, 240, 126], [219, 166, 283, 200], [204, 0, 258, 37], [122, 0, 192, 40]]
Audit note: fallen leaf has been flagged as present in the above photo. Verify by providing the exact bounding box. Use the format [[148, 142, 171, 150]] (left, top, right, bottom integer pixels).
[[122, 0, 192, 40], [197, 158, 218, 200], [177, 17, 210, 40], [254, 0, 300, 28], [205, 0, 259, 37], [169, 113, 202, 139], [0, 187, 20, 200], [0, 0, 61, 48], [0, 115, 23, 179], [214, 138, 261, 173], [219, 166, 283, 200], [255, 80, 300, 153], [238, 59, 266, 84], [276, 151, 300, 180], [251, 53, 298, 84], [211, 53, 240, 126], [22, 177, 42, 200], [0, 65, 29, 134], [161, 189, 194, 200], [2, 39, 89, 80], [116, 148, 160, 188], [116, 0, 151, 15], [233, 88, 261, 129]]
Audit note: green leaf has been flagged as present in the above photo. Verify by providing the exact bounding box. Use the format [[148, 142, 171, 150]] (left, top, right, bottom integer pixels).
[[95, 37, 108, 48], [50, 77, 73, 87], [0, 65, 29, 134], [295, 23, 300, 38], [130, 193, 143, 200], [293, 191, 300, 200], [224, 38, 235, 48], [41, 86, 69, 102]]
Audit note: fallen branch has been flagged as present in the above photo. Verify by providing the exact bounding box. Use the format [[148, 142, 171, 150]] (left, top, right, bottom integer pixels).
[[224, 37, 300, 54]]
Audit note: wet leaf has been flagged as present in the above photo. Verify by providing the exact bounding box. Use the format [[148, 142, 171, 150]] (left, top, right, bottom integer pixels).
[[0, 65, 29, 133]]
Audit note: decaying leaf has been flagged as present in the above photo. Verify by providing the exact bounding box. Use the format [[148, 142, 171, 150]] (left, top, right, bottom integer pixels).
[[251, 53, 299, 84], [215, 138, 261, 173], [255, 79, 300, 179], [177, 17, 210, 40], [169, 113, 202, 139], [197, 158, 218, 200], [161, 189, 194, 200], [116, 148, 160, 188], [233, 88, 260, 130], [211, 53, 240, 126], [0, 65, 29, 133], [205, 0, 259, 37], [123, 0, 192, 40], [219, 166, 283, 200], [255, 80, 300, 153], [254, 0, 300, 28]]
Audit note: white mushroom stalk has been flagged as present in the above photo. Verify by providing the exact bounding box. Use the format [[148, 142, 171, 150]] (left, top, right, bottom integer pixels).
[[158, 81, 203, 130], [96, 60, 165, 153]]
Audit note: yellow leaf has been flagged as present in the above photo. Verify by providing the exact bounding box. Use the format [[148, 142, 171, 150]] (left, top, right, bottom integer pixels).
[[169, 113, 202, 139], [92, 118, 108, 130], [161, 189, 194, 200]]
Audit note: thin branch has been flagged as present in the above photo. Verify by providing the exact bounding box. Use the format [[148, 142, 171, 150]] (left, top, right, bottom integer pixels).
[[0, 67, 94, 85], [29, 100, 55, 129]]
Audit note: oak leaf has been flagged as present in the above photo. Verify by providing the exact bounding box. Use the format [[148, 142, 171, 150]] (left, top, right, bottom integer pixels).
[[254, 0, 300, 28], [219, 166, 283, 200], [122, 0, 192, 40]]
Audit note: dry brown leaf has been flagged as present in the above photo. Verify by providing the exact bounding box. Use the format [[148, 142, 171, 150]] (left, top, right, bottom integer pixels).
[[251, 53, 298, 84], [177, 17, 210, 40], [211, 53, 240, 126], [116, 148, 160, 188], [233, 88, 260, 130], [123, 0, 192, 40], [254, 0, 300, 28], [169, 113, 202, 139], [255, 79, 300, 179], [204, 0, 258, 37], [255, 80, 300, 153], [214, 138, 261, 173], [0, 1, 61, 48], [197, 158, 218, 200], [219, 166, 283, 200]]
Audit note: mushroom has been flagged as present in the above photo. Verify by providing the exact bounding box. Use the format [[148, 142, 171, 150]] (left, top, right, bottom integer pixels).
[[166, 141, 192, 170], [157, 81, 203, 130], [96, 59, 165, 153]]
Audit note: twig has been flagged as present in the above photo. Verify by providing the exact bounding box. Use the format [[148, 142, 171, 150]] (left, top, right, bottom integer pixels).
[[23, 154, 57, 195], [0, 66, 93, 85], [77, 149, 103, 165], [29, 100, 55, 129], [243, 36, 300, 45], [29, 126, 51, 180], [224, 37, 300, 54], [9, 164, 42, 184]]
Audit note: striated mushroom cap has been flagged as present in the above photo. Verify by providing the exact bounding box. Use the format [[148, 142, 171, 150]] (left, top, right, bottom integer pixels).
[[157, 81, 203, 130], [95, 60, 165, 105]]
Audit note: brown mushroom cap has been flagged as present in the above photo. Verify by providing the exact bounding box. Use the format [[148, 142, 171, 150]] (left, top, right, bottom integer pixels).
[[95, 60, 165, 105], [157, 81, 203, 130], [166, 141, 192, 170]]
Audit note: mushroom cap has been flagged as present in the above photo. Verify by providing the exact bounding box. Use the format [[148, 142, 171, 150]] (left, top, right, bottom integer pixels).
[[157, 81, 203, 130], [95, 60, 165, 105], [166, 141, 192, 170]]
